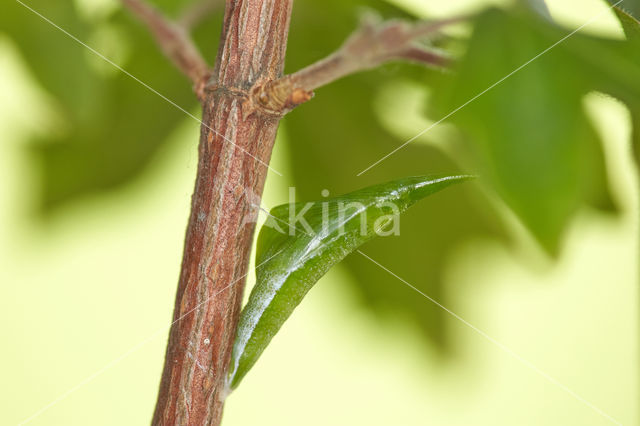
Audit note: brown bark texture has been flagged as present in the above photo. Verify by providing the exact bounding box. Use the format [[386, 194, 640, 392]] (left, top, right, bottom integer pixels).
[[152, 1, 293, 425]]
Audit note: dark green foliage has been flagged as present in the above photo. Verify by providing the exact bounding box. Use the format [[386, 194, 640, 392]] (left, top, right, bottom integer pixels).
[[2, 1, 222, 209], [4, 0, 639, 363], [431, 6, 640, 253]]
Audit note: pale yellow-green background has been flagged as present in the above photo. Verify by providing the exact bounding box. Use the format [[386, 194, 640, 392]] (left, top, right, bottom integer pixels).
[[1, 0, 637, 425]]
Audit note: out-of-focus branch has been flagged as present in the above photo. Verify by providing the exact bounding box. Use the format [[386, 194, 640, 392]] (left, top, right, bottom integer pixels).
[[122, 0, 212, 98], [178, 0, 223, 30], [252, 15, 467, 114]]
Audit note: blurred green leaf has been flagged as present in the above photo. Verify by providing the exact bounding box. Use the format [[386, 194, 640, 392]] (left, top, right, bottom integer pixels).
[[2, 1, 222, 211], [229, 175, 471, 389], [431, 7, 640, 253]]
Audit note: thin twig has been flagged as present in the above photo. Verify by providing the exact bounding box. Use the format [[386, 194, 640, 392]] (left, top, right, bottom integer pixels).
[[178, 0, 223, 30], [122, 0, 212, 98], [252, 15, 468, 114]]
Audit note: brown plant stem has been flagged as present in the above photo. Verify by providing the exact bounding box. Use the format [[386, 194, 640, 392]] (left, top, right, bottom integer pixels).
[[151, 1, 293, 425]]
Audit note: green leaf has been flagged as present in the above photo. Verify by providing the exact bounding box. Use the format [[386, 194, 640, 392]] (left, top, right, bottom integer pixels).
[[228, 174, 472, 389], [432, 8, 629, 254]]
